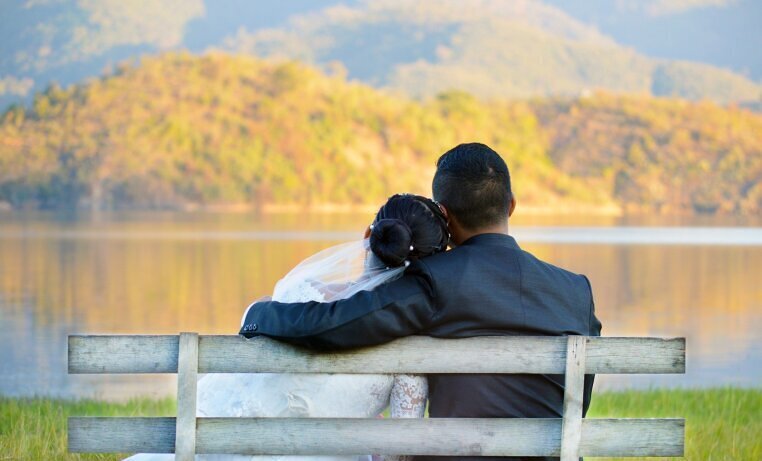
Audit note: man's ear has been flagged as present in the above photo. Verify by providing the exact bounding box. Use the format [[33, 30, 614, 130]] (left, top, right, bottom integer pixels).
[[438, 203, 449, 222], [363, 225, 372, 239], [442, 206, 463, 247], [508, 197, 517, 217]]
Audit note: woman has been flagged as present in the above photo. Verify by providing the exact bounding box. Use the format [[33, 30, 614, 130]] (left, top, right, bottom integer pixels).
[[126, 194, 450, 461]]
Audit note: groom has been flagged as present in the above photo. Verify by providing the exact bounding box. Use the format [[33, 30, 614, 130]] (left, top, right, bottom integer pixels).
[[242, 143, 602, 461]]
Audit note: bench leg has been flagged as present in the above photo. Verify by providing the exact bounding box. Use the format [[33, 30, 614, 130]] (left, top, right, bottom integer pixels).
[[176, 332, 199, 460], [560, 335, 586, 461]]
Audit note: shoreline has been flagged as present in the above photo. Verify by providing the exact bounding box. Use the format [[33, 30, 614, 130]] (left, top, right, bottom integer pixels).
[[0, 201, 624, 216], [4, 199, 758, 219]]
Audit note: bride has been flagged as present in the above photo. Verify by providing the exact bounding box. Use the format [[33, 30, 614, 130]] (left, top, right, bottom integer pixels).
[[125, 193, 450, 461]]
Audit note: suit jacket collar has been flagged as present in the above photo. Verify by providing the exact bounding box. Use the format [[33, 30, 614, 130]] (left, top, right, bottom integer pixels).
[[460, 233, 520, 249]]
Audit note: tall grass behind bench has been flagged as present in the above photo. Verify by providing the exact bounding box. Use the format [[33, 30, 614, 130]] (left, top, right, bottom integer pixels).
[[587, 388, 761, 461], [0, 397, 175, 460]]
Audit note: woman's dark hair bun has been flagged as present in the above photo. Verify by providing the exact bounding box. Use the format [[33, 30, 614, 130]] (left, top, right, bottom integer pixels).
[[368, 193, 449, 268], [369, 218, 413, 267]]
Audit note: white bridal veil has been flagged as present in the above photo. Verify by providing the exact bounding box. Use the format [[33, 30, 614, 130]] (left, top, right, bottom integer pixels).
[[272, 239, 407, 303]]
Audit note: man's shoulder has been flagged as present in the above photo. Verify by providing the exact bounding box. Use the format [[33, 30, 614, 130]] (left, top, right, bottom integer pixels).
[[410, 241, 591, 295], [520, 246, 584, 275], [411, 244, 478, 271], [513, 247, 594, 315]]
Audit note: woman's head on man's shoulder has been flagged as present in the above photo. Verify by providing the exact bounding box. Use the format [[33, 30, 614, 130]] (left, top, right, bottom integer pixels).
[[367, 142, 514, 267], [368, 193, 449, 268]]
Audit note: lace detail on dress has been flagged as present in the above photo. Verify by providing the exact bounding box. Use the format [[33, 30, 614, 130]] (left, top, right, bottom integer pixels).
[[385, 375, 428, 461], [390, 375, 427, 418], [274, 279, 327, 303]]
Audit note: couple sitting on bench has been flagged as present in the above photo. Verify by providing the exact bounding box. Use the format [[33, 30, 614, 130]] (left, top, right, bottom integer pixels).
[[127, 143, 601, 461]]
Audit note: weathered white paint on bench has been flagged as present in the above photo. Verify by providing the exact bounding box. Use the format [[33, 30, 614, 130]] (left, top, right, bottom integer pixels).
[[68, 417, 684, 457], [560, 335, 587, 460], [69, 335, 685, 375], [175, 333, 199, 461], [67, 334, 686, 458], [68, 417, 175, 453]]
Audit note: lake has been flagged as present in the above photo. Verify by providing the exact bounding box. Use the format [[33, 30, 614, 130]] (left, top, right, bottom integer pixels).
[[1, 211, 760, 400]]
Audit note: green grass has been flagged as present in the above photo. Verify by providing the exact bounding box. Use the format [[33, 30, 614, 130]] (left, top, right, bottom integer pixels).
[[587, 388, 761, 461], [0, 396, 175, 460], [0, 388, 759, 460]]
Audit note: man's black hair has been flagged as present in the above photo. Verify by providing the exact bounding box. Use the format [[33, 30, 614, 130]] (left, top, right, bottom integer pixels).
[[432, 142, 512, 230]]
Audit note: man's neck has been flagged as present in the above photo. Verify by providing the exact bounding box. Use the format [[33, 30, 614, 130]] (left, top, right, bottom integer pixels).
[[452, 222, 509, 246]]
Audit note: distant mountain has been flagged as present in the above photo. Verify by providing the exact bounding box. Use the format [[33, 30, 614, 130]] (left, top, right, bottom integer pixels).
[[224, 0, 761, 103], [0, 0, 205, 108], [545, 0, 762, 81], [1, 0, 760, 109], [1, 53, 759, 214]]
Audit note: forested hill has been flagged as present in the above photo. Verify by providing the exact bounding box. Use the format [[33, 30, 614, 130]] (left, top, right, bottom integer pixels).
[[1, 53, 760, 214]]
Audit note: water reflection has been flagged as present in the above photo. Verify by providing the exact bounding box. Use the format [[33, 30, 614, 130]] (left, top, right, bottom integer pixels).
[[0, 212, 759, 399]]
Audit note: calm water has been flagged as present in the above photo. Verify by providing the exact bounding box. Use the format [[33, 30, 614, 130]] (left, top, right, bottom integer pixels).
[[1, 211, 760, 400]]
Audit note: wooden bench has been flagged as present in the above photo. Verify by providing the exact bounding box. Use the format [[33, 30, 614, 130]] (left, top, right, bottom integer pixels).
[[68, 334, 685, 460]]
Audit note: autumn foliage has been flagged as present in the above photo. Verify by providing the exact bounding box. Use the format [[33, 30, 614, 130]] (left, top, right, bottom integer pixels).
[[1, 53, 760, 214]]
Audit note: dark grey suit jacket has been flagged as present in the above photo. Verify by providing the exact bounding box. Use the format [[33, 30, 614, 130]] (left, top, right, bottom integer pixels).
[[241, 233, 602, 461]]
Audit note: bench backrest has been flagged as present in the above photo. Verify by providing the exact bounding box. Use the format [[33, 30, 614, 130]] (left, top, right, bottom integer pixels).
[[68, 334, 685, 461]]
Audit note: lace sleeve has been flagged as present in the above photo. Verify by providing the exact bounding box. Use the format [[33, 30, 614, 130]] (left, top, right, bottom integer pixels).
[[390, 374, 428, 418], [381, 374, 427, 461]]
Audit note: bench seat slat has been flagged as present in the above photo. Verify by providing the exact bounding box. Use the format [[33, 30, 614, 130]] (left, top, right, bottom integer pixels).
[[68, 417, 175, 453], [68, 417, 684, 457], [69, 335, 179, 374], [68, 335, 685, 375]]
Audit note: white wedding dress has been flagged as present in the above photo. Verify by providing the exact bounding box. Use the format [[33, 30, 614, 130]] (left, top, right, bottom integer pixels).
[[125, 241, 428, 461]]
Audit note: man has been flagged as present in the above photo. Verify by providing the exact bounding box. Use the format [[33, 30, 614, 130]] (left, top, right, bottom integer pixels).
[[241, 142, 602, 461]]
